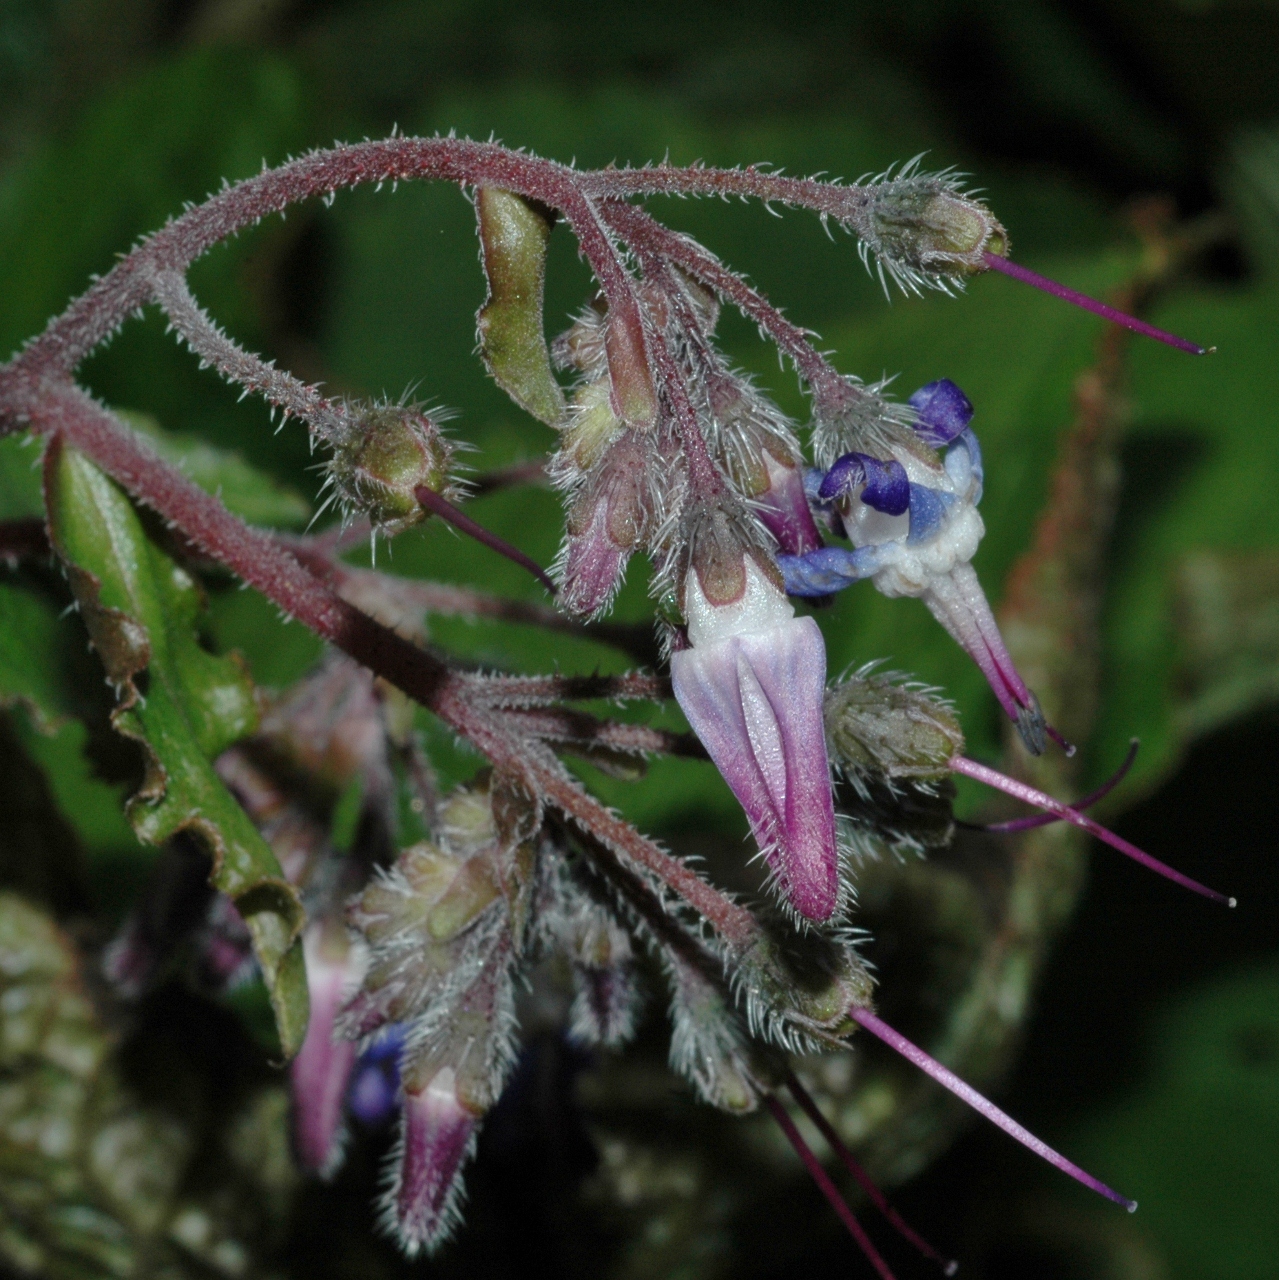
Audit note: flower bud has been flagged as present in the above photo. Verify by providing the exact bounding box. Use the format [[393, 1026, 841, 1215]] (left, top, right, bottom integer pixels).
[[328, 404, 454, 536], [566, 909, 641, 1050], [810, 372, 929, 470], [385, 1067, 479, 1256], [290, 921, 361, 1178], [557, 433, 654, 617], [706, 375, 824, 557], [860, 170, 1009, 288], [732, 928, 874, 1045], [551, 297, 608, 377], [824, 674, 964, 782], [667, 958, 768, 1114]]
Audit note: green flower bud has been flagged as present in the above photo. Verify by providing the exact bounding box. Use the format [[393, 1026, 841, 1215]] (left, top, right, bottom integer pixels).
[[329, 404, 454, 536], [862, 170, 1009, 288], [824, 674, 964, 782]]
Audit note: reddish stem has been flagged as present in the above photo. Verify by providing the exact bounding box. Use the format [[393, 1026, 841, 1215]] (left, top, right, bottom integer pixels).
[[602, 201, 841, 397], [12, 385, 757, 950]]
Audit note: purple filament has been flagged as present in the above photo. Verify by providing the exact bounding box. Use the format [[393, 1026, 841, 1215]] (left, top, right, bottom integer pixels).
[[763, 1094, 899, 1280], [961, 739, 1139, 834], [849, 1009, 1137, 1213], [950, 755, 1235, 906], [415, 485, 557, 595], [783, 1070, 958, 1274], [982, 253, 1209, 356]]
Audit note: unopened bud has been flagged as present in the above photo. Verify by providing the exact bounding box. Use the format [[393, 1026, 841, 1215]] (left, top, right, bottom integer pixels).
[[558, 378, 624, 473], [732, 928, 874, 1045], [667, 959, 768, 1114], [386, 1068, 479, 1256], [551, 297, 608, 376], [682, 497, 782, 612], [329, 404, 454, 536], [824, 674, 964, 782], [557, 433, 653, 617], [566, 910, 640, 1049], [863, 173, 1009, 285], [706, 376, 824, 557]]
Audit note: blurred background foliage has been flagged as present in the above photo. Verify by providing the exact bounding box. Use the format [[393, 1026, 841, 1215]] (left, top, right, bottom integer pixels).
[[0, 1, 1276, 1277]]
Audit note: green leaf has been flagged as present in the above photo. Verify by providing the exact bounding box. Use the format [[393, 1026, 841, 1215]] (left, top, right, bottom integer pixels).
[[118, 412, 311, 528], [475, 188, 566, 427], [42, 441, 308, 1057]]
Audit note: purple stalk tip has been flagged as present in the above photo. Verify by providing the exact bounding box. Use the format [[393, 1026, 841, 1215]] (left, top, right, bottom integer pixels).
[[850, 1008, 1138, 1213], [982, 252, 1208, 355], [950, 755, 1234, 906]]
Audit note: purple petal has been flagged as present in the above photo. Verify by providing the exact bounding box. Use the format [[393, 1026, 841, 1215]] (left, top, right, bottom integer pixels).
[[671, 617, 839, 922], [818, 452, 910, 516], [908, 379, 973, 446], [779, 544, 895, 597], [921, 562, 1047, 754], [392, 1074, 479, 1255], [559, 499, 629, 617], [291, 928, 360, 1177], [348, 1025, 408, 1127]]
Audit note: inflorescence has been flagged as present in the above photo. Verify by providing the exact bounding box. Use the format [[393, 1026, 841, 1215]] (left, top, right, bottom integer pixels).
[[0, 134, 1225, 1276]]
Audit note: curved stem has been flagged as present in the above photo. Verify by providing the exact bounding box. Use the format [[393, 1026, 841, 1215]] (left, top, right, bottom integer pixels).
[[151, 270, 352, 442]]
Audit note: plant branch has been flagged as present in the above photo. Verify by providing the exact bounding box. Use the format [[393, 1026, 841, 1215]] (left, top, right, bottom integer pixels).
[[602, 202, 844, 399], [150, 270, 352, 441]]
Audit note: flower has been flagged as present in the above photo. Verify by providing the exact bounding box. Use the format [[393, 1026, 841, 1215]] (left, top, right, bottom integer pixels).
[[671, 538, 840, 923], [781, 379, 1057, 754], [290, 921, 362, 1178]]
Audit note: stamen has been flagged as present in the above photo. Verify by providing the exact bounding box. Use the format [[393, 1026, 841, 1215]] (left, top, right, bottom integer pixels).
[[950, 755, 1235, 906], [960, 739, 1138, 834], [849, 1009, 1137, 1212], [415, 485, 557, 595], [982, 253, 1211, 356], [783, 1070, 958, 1274], [763, 1094, 899, 1280]]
